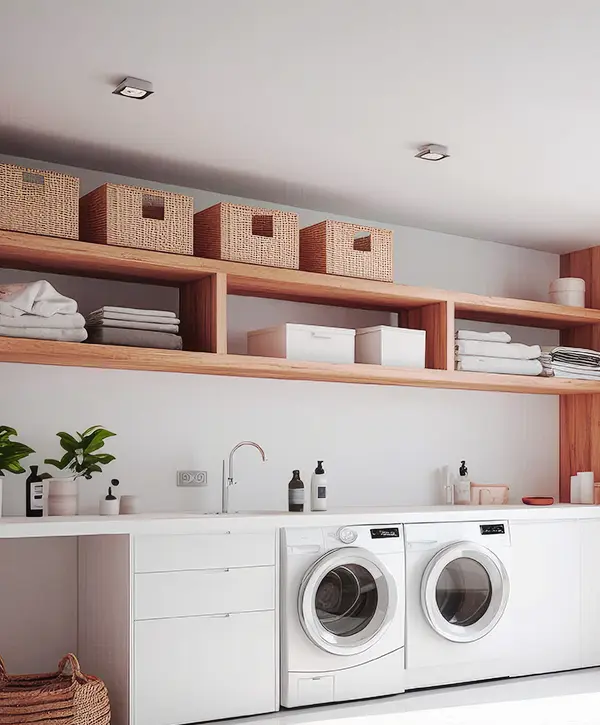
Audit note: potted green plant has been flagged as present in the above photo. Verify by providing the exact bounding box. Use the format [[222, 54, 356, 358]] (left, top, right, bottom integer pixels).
[[0, 426, 35, 516], [45, 426, 116, 516]]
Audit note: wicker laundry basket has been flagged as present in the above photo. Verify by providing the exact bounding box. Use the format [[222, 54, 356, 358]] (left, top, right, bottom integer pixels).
[[80, 183, 193, 255], [0, 653, 110, 725], [300, 220, 393, 282], [0, 164, 79, 239], [194, 202, 299, 269]]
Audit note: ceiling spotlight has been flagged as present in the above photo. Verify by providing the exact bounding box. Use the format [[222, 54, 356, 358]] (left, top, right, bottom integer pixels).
[[415, 144, 449, 162], [113, 77, 154, 100]]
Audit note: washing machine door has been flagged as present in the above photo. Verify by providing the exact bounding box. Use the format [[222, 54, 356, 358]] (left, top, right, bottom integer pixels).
[[298, 547, 397, 656], [421, 542, 509, 643]]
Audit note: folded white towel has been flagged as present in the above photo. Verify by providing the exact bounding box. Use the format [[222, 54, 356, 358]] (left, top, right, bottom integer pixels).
[[0, 327, 87, 342], [0, 313, 85, 329], [456, 330, 512, 343], [456, 355, 542, 376], [455, 340, 541, 360], [90, 306, 177, 319], [86, 319, 179, 333], [87, 311, 181, 325], [0, 281, 78, 318]]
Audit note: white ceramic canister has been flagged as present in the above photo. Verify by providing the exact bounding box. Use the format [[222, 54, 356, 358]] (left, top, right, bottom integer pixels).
[[549, 278, 585, 307], [47, 477, 78, 516], [578, 471, 595, 504]]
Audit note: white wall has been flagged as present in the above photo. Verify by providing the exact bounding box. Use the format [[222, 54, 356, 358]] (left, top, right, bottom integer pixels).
[[0, 153, 559, 670]]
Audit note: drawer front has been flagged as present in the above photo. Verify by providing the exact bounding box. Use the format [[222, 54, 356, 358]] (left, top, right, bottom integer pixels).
[[134, 610, 277, 725], [135, 566, 275, 620], [134, 531, 275, 572], [287, 327, 355, 364]]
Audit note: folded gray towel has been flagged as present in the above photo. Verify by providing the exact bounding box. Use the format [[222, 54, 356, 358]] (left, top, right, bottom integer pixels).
[[88, 311, 181, 325], [87, 319, 179, 333], [89, 306, 177, 319], [87, 327, 182, 350], [0, 326, 87, 342]]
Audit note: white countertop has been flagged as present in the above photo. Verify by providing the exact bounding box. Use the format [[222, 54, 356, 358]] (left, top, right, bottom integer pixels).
[[0, 504, 598, 538]]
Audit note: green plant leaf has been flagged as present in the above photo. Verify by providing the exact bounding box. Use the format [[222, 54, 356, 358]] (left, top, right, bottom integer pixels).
[[81, 425, 104, 437], [93, 454, 116, 465], [83, 429, 116, 453], [58, 432, 78, 452]]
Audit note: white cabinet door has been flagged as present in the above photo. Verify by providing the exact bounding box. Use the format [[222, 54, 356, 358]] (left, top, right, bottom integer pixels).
[[134, 610, 277, 725], [509, 520, 581, 676], [581, 519, 600, 667]]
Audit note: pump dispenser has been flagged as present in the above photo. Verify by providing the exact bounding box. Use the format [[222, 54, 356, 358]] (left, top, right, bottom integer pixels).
[[311, 460, 327, 511]]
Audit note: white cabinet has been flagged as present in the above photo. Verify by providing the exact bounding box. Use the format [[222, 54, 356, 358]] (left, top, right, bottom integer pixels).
[[509, 520, 581, 676], [581, 519, 600, 667], [134, 611, 277, 725], [79, 530, 278, 725]]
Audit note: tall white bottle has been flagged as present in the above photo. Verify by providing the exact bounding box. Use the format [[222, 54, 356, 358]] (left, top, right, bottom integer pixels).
[[311, 460, 327, 511]]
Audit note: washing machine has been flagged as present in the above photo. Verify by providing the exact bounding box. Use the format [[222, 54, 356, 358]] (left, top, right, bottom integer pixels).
[[280, 524, 405, 708], [405, 521, 513, 690]]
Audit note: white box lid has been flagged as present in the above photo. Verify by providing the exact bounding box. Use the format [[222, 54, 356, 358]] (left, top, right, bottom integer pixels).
[[355, 325, 426, 337], [248, 323, 356, 337]]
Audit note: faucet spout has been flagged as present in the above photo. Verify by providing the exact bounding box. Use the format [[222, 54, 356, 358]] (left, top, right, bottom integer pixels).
[[222, 441, 267, 514]]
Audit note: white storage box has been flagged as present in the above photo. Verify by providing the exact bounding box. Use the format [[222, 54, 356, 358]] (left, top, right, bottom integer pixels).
[[247, 323, 355, 364], [355, 325, 426, 368]]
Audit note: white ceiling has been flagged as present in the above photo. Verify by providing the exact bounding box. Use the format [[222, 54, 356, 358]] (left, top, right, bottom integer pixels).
[[2, 0, 600, 253]]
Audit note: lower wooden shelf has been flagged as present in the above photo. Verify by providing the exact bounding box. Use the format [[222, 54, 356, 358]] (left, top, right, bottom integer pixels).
[[0, 337, 598, 395]]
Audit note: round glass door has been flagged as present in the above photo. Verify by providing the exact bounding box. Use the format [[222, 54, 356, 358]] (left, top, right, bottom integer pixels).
[[299, 548, 397, 655], [421, 543, 509, 643]]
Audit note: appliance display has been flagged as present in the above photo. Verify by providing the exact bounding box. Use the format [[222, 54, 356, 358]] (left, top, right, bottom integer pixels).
[[404, 520, 513, 689], [280, 524, 405, 708]]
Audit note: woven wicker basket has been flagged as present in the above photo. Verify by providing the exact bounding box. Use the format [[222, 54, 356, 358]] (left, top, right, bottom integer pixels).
[[80, 183, 193, 255], [0, 653, 110, 725], [300, 220, 393, 282], [0, 164, 79, 239], [194, 202, 299, 269]]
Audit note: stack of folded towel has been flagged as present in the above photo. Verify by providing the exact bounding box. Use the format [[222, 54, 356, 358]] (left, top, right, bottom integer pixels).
[[541, 346, 600, 380], [455, 330, 543, 376], [86, 306, 182, 350], [0, 280, 87, 342]]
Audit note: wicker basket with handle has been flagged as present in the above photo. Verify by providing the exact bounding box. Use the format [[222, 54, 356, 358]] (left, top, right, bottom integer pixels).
[[194, 202, 299, 269], [80, 182, 193, 255], [0, 653, 110, 725], [0, 164, 79, 239], [300, 220, 393, 282]]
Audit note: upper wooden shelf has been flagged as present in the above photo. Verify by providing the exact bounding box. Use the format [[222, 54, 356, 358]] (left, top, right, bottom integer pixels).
[[1, 337, 598, 395], [1, 230, 599, 329]]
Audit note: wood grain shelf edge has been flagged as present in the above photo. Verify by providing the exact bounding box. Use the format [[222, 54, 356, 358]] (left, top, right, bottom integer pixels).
[[0, 338, 598, 395]]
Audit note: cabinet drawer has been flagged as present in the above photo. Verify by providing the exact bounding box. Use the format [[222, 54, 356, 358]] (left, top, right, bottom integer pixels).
[[134, 531, 275, 572], [135, 566, 275, 620], [134, 610, 277, 725]]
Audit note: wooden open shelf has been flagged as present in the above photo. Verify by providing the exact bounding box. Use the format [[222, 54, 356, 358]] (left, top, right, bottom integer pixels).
[[2, 338, 599, 395], [2, 230, 600, 396], [2, 230, 600, 327]]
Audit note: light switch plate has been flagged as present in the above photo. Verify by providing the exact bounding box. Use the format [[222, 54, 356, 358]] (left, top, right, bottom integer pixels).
[[177, 470, 208, 487]]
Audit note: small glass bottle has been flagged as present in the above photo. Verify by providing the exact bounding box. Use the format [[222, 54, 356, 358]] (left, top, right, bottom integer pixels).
[[288, 470, 305, 512]]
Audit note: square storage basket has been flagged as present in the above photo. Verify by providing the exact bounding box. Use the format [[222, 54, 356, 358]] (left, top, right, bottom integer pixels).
[[80, 183, 193, 255], [0, 164, 79, 239], [300, 220, 393, 282], [194, 202, 299, 269]]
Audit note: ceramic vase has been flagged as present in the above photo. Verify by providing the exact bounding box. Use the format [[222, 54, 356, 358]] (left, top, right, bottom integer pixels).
[[47, 477, 77, 516]]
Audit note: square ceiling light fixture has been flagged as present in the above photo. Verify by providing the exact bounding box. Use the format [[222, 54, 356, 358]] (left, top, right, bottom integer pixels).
[[113, 77, 153, 100], [415, 144, 449, 161]]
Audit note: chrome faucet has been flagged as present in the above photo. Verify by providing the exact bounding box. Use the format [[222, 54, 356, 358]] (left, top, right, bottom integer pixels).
[[222, 441, 267, 514]]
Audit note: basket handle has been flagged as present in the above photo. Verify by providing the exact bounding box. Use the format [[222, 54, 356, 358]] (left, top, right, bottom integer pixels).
[[0, 655, 7, 679], [57, 654, 87, 684]]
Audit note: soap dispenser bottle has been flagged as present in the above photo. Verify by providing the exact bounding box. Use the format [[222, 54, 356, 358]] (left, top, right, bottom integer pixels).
[[311, 460, 327, 511], [100, 479, 120, 515], [455, 461, 471, 505], [288, 470, 305, 512], [26, 465, 50, 518]]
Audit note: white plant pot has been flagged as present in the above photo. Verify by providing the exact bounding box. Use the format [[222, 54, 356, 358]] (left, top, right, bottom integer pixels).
[[47, 477, 78, 516]]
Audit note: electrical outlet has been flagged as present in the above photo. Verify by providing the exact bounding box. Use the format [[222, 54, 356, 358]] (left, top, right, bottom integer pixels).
[[177, 470, 208, 487]]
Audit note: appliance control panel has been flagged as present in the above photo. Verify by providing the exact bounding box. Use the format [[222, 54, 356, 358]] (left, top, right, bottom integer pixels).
[[370, 527, 400, 539], [337, 527, 358, 544], [480, 523, 505, 535]]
